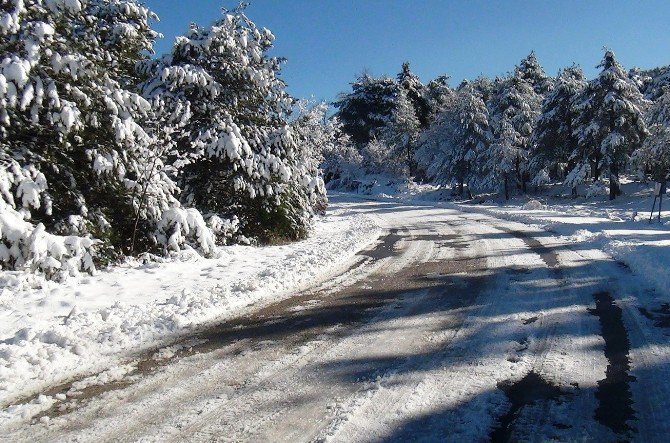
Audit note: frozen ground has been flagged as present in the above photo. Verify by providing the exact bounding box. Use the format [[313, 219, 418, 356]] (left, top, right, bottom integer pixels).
[[1, 193, 669, 441], [0, 207, 380, 410]]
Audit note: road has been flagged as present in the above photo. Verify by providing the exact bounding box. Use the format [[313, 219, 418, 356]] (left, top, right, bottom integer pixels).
[[3, 196, 670, 442]]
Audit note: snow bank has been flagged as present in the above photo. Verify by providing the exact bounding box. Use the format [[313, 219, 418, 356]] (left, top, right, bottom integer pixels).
[[0, 211, 380, 409], [522, 199, 544, 210]]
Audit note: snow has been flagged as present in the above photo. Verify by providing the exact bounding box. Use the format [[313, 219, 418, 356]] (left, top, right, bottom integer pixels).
[[338, 179, 670, 302], [0, 209, 380, 408], [2, 192, 670, 440], [449, 182, 670, 299]]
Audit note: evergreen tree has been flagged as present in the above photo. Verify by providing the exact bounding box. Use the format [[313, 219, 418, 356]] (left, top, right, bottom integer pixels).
[[467, 76, 495, 103], [333, 73, 397, 145], [531, 66, 587, 190], [291, 101, 342, 211], [417, 84, 490, 196], [629, 65, 670, 101], [515, 51, 553, 95], [382, 87, 421, 175], [425, 74, 453, 120], [570, 50, 648, 199], [139, 5, 322, 242], [396, 62, 430, 127], [486, 72, 542, 198], [632, 88, 670, 182], [0, 0, 186, 271]]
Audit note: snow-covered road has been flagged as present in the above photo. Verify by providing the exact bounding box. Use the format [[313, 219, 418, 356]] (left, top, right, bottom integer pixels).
[[2, 195, 670, 441]]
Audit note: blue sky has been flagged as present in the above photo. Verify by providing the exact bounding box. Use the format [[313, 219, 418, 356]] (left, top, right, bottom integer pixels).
[[143, 0, 670, 102]]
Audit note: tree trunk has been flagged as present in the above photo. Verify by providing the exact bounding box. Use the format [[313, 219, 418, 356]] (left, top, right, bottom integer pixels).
[[504, 175, 510, 201], [609, 162, 621, 200], [515, 156, 521, 191], [458, 177, 464, 197], [592, 154, 601, 181]]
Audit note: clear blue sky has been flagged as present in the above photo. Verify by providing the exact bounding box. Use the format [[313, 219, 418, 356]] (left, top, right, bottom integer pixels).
[[143, 0, 670, 102]]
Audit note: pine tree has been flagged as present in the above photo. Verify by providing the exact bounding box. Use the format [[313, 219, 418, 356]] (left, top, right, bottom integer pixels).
[[516, 51, 553, 95], [139, 5, 322, 242], [531, 66, 587, 191], [417, 84, 490, 196], [382, 87, 421, 175], [570, 50, 648, 199], [629, 65, 670, 101], [333, 73, 397, 145], [397, 62, 430, 128], [486, 71, 542, 198], [0, 0, 185, 272], [291, 101, 345, 211], [631, 88, 670, 182], [425, 75, 454, 120], [467, 76, 495, 103]]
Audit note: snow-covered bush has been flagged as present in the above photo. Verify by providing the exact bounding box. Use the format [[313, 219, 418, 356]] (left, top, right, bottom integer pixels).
[[154, 207, 217, 256], [0, 198, 96, 278]]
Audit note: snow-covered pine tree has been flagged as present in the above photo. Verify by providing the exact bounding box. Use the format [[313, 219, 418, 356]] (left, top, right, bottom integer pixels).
[[333, 73, 397, 145], [531, 66, 587, 190], [485, 71, 542, 198], [291, 101, 345, 211], [0, 0, 188, 274], [515, 51, 553, 95], [139, 5, 322, 242], [396, 62, 430, 128], [629, 65, 670, 101], [425, 75, 453, 121], [570, 50, 648, 200], [466, 76, 495, 103], [417, 84, 490, 196], [381, 87, 421, 176], [632, 88, 670, 182]]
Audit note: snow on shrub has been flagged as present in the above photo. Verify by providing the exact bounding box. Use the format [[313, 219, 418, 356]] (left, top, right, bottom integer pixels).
[[154, 207, 221, 256], [207, 214, 240, 243], [0, 200, 96, 279]]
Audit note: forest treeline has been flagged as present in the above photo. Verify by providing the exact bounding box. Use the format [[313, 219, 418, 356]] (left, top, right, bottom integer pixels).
[[329, 52, 670, 201]]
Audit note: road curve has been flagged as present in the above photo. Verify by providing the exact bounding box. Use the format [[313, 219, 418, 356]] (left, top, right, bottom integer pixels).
[[2, 196, 669, 442]]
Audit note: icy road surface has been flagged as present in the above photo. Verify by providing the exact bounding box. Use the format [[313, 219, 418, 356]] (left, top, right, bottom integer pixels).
[[3, 195, 670, 442]]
